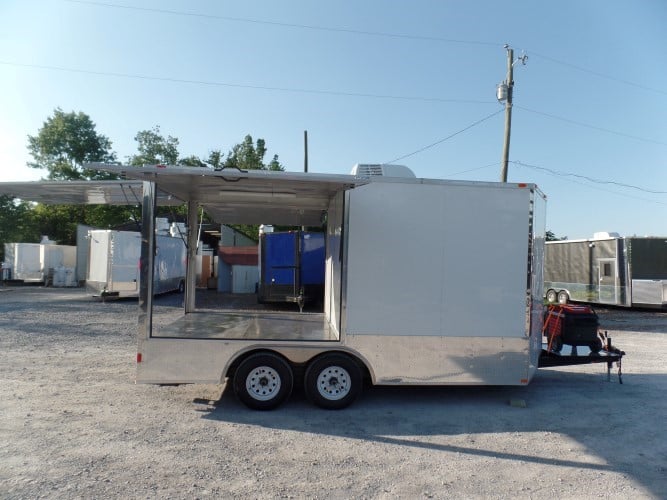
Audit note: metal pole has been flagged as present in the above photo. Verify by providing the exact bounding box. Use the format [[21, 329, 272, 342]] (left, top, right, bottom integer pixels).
[[500, 47, 514, 183], [185, 200, 198, 313], [139, 181, 156, 339], [304, 130, 308, 173], [302, 130, 308, 231]]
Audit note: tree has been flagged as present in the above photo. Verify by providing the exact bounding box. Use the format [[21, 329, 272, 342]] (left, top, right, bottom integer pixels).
[[20, 109, 135, 245], [222, 135, 284, 171], [129, 126, 180, 166], [0, 196, 40, 261], [207, 150, 223, 169], [27, 108, 117, 180], [267, 154, 283, 171], [179, 155, 206, 167], [546, 230, 566, 241]]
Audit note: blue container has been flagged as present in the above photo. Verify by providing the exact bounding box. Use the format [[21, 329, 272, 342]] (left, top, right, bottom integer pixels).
[[259, 231, 325, 307]]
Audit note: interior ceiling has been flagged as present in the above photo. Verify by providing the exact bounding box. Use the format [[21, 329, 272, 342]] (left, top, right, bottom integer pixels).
[[0, 165, 368, 226], [93, 164, 368, 226]]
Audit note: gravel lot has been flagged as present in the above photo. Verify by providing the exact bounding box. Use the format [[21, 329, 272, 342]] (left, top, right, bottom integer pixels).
[[1, 286, 666, 499]]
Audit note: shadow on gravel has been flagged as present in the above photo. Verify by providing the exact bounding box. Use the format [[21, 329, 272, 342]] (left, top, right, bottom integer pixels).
[[200, 370, 667, 498]]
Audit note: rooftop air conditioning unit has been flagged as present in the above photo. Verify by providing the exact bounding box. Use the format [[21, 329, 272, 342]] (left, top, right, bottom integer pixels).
[[350, 163, 416, 178]]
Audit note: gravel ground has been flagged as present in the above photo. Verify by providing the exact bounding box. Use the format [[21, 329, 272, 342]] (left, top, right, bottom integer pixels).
[[1, 286, 666, 499]]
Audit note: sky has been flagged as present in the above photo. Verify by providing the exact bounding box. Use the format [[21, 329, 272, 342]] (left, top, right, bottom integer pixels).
[[1, 0, 666, 239]]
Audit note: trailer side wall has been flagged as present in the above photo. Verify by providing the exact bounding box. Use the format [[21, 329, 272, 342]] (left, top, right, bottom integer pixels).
[[342, 181, 541, 385]]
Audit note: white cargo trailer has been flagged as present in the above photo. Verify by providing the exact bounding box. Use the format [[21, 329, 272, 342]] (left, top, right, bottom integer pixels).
[[0, 169, 626, 409], [3, 240, 76, 285], [86, 228, 186, 299]]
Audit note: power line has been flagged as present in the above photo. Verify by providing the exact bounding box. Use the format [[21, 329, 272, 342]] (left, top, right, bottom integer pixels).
[[446, 161, 500, 177], [515, 106, 667, 147], [3, 59, 662, 149], [511, 160, 667, 194], [67, 1, 666, 97], [530, 51, 667, 97], [0, 60, 494, 105], [66, 0, 501, 47], [513, 161, 667, 207], [384, 109, 504, 164]]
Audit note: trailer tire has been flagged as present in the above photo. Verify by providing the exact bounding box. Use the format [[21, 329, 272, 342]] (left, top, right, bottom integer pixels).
[[546, 289, 557, 303], [304, 353, 362, 410], [233, 353, 293, 410], [557, 291, 569, 304]]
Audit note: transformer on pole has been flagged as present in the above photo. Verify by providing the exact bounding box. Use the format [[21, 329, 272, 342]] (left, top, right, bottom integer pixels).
[[498, 45, 527, 183]]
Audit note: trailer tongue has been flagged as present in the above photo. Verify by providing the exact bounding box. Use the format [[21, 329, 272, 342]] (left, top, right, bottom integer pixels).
[[539, 303, 624, 382]]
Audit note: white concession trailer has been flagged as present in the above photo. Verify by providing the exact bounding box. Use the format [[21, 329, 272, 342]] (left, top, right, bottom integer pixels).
[[99, 164, 547, 410]]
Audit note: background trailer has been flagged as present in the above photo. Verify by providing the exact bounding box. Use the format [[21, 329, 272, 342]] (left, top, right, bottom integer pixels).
[[545, 235, 667, 308], [86, 228, 186, 299], [3, 240, 76, 286]]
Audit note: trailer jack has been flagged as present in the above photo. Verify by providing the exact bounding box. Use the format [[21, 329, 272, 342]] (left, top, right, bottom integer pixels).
[[600, 331, 624, 384]]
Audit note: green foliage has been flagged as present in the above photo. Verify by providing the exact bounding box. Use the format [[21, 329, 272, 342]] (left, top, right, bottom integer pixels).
[[222, 135, 284, 171], [546, 230, 566, 241], [179, 155, 206, 167], [0, 196, 40, 261], [129, 126, 180, 166], [207, 150, 223, 169], [10, 116, 289, 252], [27, 108, 117, 180], [266, 154, 283, 171], [29, 204, 136, 246]]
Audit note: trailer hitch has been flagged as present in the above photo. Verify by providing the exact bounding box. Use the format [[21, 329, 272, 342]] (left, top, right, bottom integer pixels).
[[600, 330, 625, 384]]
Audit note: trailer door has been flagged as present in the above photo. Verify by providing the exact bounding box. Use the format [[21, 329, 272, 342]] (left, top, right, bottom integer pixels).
[[598, 258, 618, 304]]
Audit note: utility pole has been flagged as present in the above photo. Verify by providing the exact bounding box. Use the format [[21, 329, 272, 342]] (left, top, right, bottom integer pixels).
[[302, 130, 308, 231], [498, 45, 527, 183], [303, 130, 308, 173]]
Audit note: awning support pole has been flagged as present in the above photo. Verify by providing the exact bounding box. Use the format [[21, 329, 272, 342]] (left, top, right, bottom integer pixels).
[[139, 180, 156, 339], [185, 199, 198, 313]]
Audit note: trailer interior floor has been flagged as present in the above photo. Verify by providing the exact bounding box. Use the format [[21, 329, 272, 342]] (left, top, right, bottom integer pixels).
[[153, 310, 338, 341]]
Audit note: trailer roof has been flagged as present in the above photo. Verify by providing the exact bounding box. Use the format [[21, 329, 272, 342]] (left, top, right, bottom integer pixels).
[[88, 163, 368, 225], [0, 180, 182, 206]]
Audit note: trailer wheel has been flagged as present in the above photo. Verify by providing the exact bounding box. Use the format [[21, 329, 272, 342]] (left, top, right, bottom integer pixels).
[[546, 289, 557, 303], [233, 353, 293, 410], [557, 291, 569, 304], [304, 353, 362, 410]]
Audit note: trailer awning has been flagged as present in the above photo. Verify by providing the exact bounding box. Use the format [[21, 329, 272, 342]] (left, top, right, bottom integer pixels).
[[89, 163, 369, 225], [0, 165, 369, 225], [0, 180, 182, 206]]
